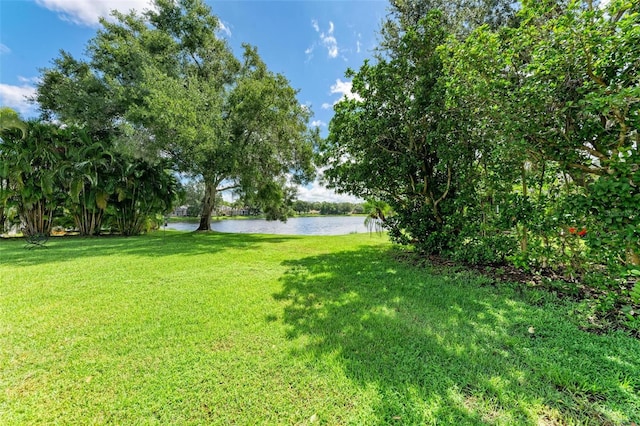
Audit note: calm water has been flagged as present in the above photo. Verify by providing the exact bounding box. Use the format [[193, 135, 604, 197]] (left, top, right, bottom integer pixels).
[[167, 216, 372, 235]]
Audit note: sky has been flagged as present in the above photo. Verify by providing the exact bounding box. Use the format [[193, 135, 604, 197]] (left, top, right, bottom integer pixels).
[[0, 0, 389, 202]]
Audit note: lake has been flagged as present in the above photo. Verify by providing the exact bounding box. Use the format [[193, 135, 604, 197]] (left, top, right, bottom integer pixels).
[[166, 216, 375, 236]]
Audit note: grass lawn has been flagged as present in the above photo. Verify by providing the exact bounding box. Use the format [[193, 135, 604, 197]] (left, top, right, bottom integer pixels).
[[1, 231, 638, 424]]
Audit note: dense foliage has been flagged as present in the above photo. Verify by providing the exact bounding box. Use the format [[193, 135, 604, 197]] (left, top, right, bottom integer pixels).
[[321, 0, 639, 319], [0, 117, 179, 236]]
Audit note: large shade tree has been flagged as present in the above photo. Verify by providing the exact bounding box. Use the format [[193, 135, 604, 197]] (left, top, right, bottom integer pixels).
[[322, 10, 483, 252], [37, 0, 316, 231], [321, 0, 519, 253], [378, 0, 518, 56]]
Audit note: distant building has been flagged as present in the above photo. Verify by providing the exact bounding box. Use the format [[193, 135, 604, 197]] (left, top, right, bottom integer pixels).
[[214, 205, 251, 216], [215, 205, 233, 216], [172, 205, 189, 217]]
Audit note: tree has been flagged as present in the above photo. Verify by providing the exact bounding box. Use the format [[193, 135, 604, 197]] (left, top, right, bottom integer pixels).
[[0, 107, 27, 137], [498, 0, 639, 182], [362, 199, 392, 234], [62, 128, 116, 236], [292, 199, 311, 214], [321, 0, 522, 254], [110, 156, 179, 236], [36, 52, 119, 136], [518, 0, 640, 266], [378, 0, 518, 57], [322, 11, 467, 252], [38, 0, 316, 231], [0, 107, 27, 233], [0, 121, 67, 236]]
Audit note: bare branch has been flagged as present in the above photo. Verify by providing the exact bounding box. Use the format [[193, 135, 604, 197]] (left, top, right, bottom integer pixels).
[[217, 183, 240, 192]]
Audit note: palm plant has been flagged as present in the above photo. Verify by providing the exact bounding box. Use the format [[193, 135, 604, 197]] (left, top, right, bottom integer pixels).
[[0, 107, 27, 136], [111, 156, 180, 236], [0, 107, 27, 233], [1, 121, 66, 236], [63, 128, 116, 236], [363, 199, 391, 234]]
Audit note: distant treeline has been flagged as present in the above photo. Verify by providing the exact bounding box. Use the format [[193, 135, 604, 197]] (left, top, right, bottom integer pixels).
[[291, 200, 363, 215]]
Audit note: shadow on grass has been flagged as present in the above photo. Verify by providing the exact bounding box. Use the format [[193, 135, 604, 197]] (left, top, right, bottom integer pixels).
[[275, 247, 640, 424], [0, 231, 299, 267]]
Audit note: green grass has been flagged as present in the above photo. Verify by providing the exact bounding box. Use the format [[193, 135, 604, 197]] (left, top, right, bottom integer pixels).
[[1, 231, 638, 424]]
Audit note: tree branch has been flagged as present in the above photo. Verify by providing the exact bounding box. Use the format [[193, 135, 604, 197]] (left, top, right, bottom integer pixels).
[[434, 165, 452, 208], [567, 162, 607, 176], [578, 144, 607, 161], [217, 183, 240, 192]]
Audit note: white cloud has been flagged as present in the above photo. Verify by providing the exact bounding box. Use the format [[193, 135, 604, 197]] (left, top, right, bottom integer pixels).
[[320, 22, 338, 58], [308, 19, 340, 59], [0, 83, 38, 117], [218, 21, 232, 37], [323, 36, 338, 58], [330, 79, 353, 97], [321, 103, 332, 110], [35, 0, 154, 26], [296, 180, 362, 203], [330, 79, 362, 103], [0, 43, 10, 54], [310, 120, 326, 127], [18, 76, 41, 84]]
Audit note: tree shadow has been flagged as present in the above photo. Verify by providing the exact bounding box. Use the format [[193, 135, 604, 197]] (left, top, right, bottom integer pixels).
[[0, 231, 299, 267], [275, 247, 640, 424]]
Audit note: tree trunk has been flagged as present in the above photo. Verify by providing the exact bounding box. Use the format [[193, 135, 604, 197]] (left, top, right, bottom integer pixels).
[[0, 177, 6, 233], [520, 164, 528, 253], [197, 180, 217, 231], [21, 200, 53, 236], [0, 205, 5, 234], [75, 207, 104, 236]]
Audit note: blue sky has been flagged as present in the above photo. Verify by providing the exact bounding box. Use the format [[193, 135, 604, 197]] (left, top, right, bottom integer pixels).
[[0, 0, 389, 202]]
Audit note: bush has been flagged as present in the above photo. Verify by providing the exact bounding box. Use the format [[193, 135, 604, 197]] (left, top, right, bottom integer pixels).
[[451, 233, 516, 265]]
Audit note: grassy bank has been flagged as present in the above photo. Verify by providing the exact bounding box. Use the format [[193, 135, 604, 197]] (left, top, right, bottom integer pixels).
[[1, 231, 638, 424]]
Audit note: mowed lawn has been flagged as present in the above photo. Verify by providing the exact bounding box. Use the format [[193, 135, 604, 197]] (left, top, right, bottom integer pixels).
[[1, 231, 638, 425]]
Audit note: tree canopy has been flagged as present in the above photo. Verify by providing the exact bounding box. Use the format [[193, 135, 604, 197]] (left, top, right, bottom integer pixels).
[[37, 0, 316, 230]]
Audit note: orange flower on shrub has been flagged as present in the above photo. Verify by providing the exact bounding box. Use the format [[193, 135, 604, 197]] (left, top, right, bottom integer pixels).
[[568, 227, 587, 237]]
